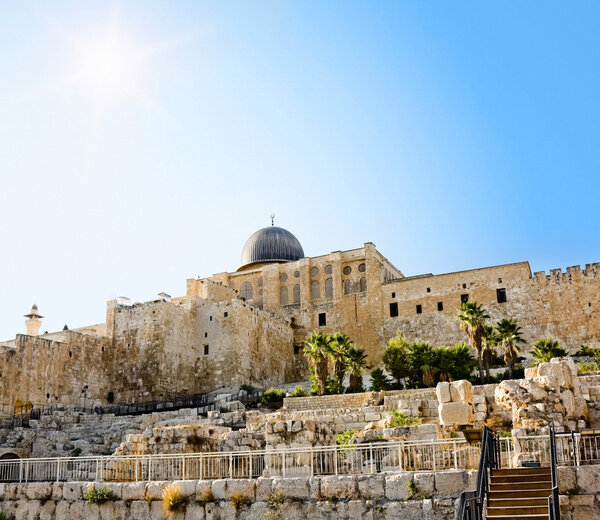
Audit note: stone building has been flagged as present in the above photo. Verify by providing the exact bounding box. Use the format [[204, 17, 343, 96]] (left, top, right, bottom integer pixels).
[[0, 222, 598, 410]]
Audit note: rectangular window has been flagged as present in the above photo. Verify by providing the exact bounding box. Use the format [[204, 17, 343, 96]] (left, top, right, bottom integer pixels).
[[294, 345, 301, 355], [203, 345, 209, 355], [426, 287, 431, 293], [416, 304, 422, 314], [204, 332, 208, 338], [437, 301, 443, 311], [389, 302, 398, 317], [462, 283, 467, 289], [498, 278, 502, 284], [391, 292, 396, 298], [497, 288, 507, 303], [209, 316, 213, 321], [318, 313, 326, 327], [461, 294, 469, 304], [224, 312, 228, 317]]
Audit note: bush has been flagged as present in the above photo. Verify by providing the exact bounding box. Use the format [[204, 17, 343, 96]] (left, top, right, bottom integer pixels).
[[531, 338, 568, 365], [0, 513, 15, 520], [239, 384, 256, 394], [260, 388, 286, 407], [369, 368, 392, 391], [230, 492, 251, 509], [291, 385, 307, 397], [336, 430, 356, 445], [578, 361, 598, 374], [162, 483, 187, 513], [387, 410, 422, 428], [575, 345, 598, 357], [85, 486, 113, 505]]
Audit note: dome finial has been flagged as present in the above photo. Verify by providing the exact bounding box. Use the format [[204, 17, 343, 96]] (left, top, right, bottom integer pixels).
[[270, 213, 275, 226]]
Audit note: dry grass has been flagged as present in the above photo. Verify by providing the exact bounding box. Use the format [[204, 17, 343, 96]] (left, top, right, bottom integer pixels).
[[162, 483, 187, 514], [198, 490, 214, 506], [230, 491, 251, 509]]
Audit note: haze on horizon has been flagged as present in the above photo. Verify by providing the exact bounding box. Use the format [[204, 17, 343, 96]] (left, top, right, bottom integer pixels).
[[0, 1, 599, 339]]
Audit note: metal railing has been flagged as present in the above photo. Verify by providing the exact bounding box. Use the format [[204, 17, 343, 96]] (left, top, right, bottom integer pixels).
[[549, 424, 561, 520], [0, 437, 480, 483], [458, 427, 499, 520]]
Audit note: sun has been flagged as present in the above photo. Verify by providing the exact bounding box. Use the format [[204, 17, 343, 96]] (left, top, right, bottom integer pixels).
[[71, 34, 142, 106]]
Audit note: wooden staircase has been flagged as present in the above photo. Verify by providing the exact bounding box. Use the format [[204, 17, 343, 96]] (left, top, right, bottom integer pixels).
[[486, 466, 551, 520]]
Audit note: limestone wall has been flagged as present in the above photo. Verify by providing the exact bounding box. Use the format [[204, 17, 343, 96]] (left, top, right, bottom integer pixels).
[[0, 470, 475, 520], [284, 392, 382, 411], [559, 464, 600, 519]]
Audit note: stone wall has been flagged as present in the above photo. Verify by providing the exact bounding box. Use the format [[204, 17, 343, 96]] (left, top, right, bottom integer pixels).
[[0, 470, 476, 520], [559, 464, 600, 519], [284, 392, 382, 411]]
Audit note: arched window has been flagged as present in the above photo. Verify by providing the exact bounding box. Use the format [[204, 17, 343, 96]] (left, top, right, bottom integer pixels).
[[360, 277, 367, 292], [280, 286, 288, 305], [325, 278, 333, 298], [325, 265, 332, 274], [293, 284, 300, 304], [311, 281, 320, 300], [344, 279, 351, 295], [257, 277, 263, 287], [311, 267, 319, 277], [240, 282, 253, 301]]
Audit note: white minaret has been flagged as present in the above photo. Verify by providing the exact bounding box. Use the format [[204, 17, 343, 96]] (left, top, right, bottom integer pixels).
[[24, 304, 43, 336]]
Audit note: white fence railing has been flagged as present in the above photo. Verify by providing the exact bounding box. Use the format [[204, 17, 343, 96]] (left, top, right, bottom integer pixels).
[[0, 438, 480, 483], [1, 432, 598, 483]]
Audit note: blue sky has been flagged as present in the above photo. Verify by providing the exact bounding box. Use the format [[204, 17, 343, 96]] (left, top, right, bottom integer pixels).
[[0, 2, 599, 338]]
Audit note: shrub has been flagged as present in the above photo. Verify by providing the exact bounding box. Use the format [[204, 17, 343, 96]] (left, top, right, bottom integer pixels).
[[198, 490, 214, 506], [85, 486, 113, 505], [578, 361, 598, 374], [267, 492, 285, 508], [336, 430, 356, 445], [162, 483, 187, 513], [387, 410, 422, 428], [70, 447, 82, 457], [530, 338, 568, 365], [575, 345, 597, 357], [260, 388, 286, 407], [406, 479, 431, 499], [240, 384, 256, 394], [0, 513, 16, 520], [369, 367, 392, 391], [291, 385, 307, 397], [230, 492, 251, 509]]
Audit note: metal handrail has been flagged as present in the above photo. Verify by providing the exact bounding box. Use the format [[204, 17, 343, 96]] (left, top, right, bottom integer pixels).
[[548, 424, 561, 520], [457, 426, 498, 520]]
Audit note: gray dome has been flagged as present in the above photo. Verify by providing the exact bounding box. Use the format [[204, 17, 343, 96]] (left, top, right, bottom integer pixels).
[[240, 226, 304, 270]]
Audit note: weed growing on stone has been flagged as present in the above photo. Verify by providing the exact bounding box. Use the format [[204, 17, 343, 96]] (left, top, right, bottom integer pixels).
[[406, 479, 431, 500], [387, 410, 422, 428], [85, 486, 113, 505], [162, 483, 187, 513], [0, 513, 16, 520], [229, 492, 251, 509], [267, 492, 285, 508], [198, 490, 214, 506]]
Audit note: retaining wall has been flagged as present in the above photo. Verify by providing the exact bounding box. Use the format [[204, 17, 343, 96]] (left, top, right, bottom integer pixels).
[[0, 469, 476, 519]]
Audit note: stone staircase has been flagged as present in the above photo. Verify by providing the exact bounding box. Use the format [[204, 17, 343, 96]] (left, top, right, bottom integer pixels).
[[486, 466, 551, 520]]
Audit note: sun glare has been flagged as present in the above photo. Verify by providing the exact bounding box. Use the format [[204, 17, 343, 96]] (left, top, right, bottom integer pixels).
[[71, 34, 143, 106]]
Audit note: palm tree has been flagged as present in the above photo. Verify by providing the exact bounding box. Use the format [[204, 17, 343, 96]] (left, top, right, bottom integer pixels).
[[531, 338, 568, 365], [304, 332, 331, 395], [382, 333, 410, 389], [481, 324, 497, 383], [369, 367, 392, 391], [328, 333, 353, 393], [345, 346, 369, 393], [457, 301, 490, 383], [496, 318, 526, 378]]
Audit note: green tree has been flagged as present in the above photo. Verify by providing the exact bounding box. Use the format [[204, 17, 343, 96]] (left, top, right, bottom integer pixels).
[[481, 324, 497, 383], [439, 344, 476, 382], [496, 318, 526, 378], [328, 333, 354, 393], [345, 346, 369, 393], [304, 332, 332, 395], [457, 301, 490, 383], [382, 333, 410, 389], [369, 367, 392, 391], [405, 341, 438, 388], [531, 338, 568, 365]]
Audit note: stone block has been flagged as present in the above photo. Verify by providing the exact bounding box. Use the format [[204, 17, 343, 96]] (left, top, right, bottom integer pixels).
[[356, 474, 384, 499], [63, 482, 82, 501], [320, 475, 357, 499], [184, 503, 205, 520], [414, 472, 434, 495], [121, 481, 147, 501], [150, 500, 170, 520], [26, 482, 53, 500], [172, 480, 197, 497], [52, 482, 64, 500], [385, 473, 412, 500], [39, 499, 56, 520], [211, 480, 227, 500], [225, 479, 255, 499], [438, 402, 474, 426], [525, 366, 538, 378], [558, 466, 577, 494], [436, 382, 451, 403], [435, 470, 466, 496], [146, 481, 169, 501], [472, 394, 486, 405], [576, 465, 600, 493], [450, 380, 473, 403], [272, 477, 309, 499]]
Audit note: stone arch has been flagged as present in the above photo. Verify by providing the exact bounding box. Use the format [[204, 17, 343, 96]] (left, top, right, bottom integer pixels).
[[293, 284, 300, 304], [325, 278, 333, 298], [240, 282, 253, 301], [360, 277, 367, 292], [311, 281, 320, 300], [280, 286, 288, 306]]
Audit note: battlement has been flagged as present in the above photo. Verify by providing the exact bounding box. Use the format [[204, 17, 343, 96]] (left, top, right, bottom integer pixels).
[[533, 262, 600, 284]]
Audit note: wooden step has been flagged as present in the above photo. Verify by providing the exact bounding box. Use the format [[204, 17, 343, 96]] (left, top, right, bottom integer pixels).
[[489, 498, 548, 508], [487, 506, 549, 515], [490, 481, 551, 491], [490, 489, 552, 499], [493, 467, 551, 476], [491, 474, 551, 484]]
